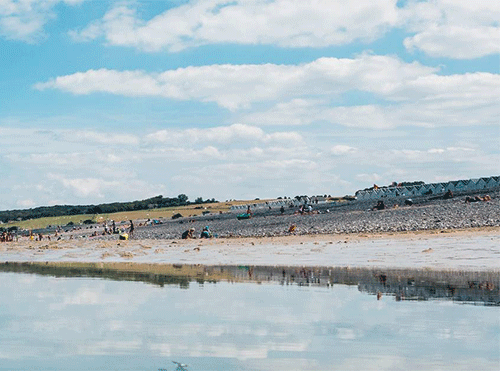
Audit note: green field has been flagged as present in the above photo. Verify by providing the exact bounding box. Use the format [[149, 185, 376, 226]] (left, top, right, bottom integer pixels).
[[2, 199, 276, 230]]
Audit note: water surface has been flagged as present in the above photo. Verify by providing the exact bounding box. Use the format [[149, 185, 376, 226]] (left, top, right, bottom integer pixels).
[[0, 264, 498, 371]]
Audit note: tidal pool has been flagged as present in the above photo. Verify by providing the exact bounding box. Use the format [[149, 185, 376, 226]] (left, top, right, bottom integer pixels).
[[0, 263, 498, 371]]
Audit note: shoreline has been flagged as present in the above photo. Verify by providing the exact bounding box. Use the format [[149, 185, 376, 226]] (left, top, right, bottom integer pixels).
[[1, 226, 499, 271]]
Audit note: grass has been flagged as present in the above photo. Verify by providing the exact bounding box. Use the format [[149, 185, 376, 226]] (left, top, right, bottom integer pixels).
[[3, 199, 277, 230], [3, 214, 97, 231]]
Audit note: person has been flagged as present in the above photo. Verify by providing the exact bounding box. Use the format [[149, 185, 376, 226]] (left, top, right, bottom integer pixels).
[[200, 226, 213, 238], [372, 201, 385, 210], [280, 205, 285, 215], [182, 227, 195, 239], [128, 220, 134, 238], [443, 190, 453, 199], [112, 220, 116, 234], [404, 198, 413, 206]]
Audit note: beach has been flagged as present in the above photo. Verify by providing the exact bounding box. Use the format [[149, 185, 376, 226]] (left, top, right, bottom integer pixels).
[[1, 227, 499, 271], [2, 191, 499, 271]]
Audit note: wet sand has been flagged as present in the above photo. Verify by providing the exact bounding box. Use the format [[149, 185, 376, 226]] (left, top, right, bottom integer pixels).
[[1, 227, 499, 271]]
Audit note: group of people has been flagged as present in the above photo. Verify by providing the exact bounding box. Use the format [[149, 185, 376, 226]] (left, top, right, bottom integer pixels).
[[103, 220, 117, 235], [182, 226, 213, 239], [0, 231, 15, 242]]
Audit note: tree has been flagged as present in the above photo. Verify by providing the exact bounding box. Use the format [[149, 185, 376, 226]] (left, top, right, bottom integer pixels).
[[194, 197, 204, 204], [177, 194, 189, 204]]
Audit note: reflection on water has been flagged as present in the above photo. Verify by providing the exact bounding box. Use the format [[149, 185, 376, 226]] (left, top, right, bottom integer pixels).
[[1, 262, 499, 306], [0, 263, 499, 371]]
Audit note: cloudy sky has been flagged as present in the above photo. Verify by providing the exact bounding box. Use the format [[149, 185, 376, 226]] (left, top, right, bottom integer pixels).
[[1, 0, 499, 209]]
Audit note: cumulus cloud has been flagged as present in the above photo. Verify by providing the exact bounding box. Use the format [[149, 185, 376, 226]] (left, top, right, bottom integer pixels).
[[46, 173, 166, 200], [62, 130, 139, 145], [401, 0, 500, 59], [0, 0, 86, 42], [331, 145, 357, 155], [145, 123, 302, 145], [33, 56, 500, 129], [17, 198, 36, 208], [68, 0, 499, 59], [240, 72, 500, 128], [69, 0, 399, 51], [34, 54, 438, 110], [356, 173, 382, 183]]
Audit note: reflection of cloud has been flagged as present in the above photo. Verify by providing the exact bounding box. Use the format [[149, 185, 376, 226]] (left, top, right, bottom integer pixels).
[[0, 272, 499, 370], [336, 328, 358, 340], [76, 340, 142, 356], [338, 355, 405, 370], [149, 341, 310, 361]]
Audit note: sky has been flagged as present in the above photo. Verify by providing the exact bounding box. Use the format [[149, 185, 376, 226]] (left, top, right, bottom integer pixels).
[[0, 0, 499, 210]]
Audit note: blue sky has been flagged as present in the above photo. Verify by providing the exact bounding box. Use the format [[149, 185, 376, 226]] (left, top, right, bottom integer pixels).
[[0, 0, 499, 209]]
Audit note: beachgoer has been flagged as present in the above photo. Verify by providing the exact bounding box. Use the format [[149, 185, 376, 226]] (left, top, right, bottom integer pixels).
[[443, 190, 453, 199], [200, 226, 213, 238], [404, 199, 413, 206], [280, 205, 285, 215], [372, 201, 385, 210], [129, 220, 134, 238], [182, 227, 195, 239]]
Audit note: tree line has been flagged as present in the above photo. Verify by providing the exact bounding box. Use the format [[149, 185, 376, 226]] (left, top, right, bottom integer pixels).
[[0, 195, 217, 224]]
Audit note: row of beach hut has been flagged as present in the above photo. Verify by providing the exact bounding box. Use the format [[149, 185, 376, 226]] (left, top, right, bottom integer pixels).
[[354, 176, 500, 201]]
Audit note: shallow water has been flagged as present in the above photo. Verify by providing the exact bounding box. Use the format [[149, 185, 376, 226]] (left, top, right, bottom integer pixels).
[[0, 266, 499, 371]]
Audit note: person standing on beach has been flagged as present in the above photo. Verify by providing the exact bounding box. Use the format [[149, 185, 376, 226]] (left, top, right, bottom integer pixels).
[[129, 220, 134, 238]]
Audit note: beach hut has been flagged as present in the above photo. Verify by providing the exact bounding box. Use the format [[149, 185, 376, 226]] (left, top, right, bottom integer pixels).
[[467, 179, 479, 191], [490, 176, 500, 188], [444, 182, 456, 193], [477, 177, 489, 190], [454, 180, 467, 192], [421, 184, 434, 195]]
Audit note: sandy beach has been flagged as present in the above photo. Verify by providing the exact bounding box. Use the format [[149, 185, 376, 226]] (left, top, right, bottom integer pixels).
[[1, 227, 499, 271], [2, 190, 499, 271]]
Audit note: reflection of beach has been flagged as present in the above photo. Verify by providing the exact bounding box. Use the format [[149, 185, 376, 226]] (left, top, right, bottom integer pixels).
[[1, 262, 498, 306], [1, 227, 499, 271], [2, 270, 498, 371]]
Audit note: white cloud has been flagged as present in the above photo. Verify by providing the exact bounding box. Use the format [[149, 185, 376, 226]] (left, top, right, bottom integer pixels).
[[0, 0, 86, 42], [331, 145, 357, 155], [63, 130, 139, 145], [69, 0, 400, 52], [145, 123, 302, 145], [34, 55, 438, 110], [401, 0, 500, 59], [241, 71, 500, 128], [404, 26, 500, 59], [48, 173, 116, 197], [356, 173, 382, 183], [68, 1, 499, 59], [17, 198, 35, 208], [46, 173, 166, 200]]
